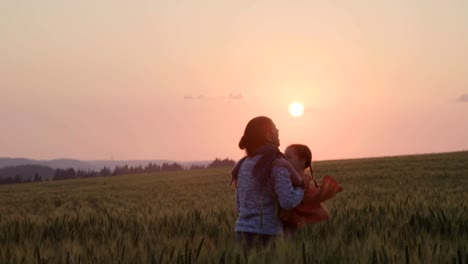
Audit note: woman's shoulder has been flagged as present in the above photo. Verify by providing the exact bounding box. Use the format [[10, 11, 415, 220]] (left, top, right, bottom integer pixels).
[[272, 157, 289, 168], [238, 155, 261, 172], [271, 166, 290, 177]]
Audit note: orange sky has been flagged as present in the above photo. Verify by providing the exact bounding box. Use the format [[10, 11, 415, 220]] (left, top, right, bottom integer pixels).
[[1, 1, 467, 161]]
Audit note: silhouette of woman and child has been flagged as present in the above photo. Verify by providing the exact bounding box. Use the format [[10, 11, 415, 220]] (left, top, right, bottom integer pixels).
[[231, 116, 343, 248]]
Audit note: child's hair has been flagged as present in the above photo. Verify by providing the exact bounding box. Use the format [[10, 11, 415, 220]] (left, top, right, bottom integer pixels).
[[287, 144, 318, 187]]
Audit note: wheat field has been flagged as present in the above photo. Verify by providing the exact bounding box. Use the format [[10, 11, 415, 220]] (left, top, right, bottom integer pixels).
[[0, 151, 467, 263]]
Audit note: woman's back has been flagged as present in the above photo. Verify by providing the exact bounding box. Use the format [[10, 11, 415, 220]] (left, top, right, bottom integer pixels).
[[235, 155, 304, 235]]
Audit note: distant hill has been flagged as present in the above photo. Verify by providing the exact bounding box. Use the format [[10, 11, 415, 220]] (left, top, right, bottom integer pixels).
[[0, 158, 41, 168], [0, 158, 212, 171], [0, 164, 55, 181], [0, 158, 96, 170], [88, 160, 175, 170]]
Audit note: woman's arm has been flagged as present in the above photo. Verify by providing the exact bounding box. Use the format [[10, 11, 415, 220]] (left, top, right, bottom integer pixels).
[[272, 167, 304, 209], [273, 158, 304, 188]]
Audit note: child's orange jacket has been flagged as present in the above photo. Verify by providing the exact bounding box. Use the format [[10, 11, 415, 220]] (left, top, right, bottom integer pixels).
[[280, 175, 343, 228]]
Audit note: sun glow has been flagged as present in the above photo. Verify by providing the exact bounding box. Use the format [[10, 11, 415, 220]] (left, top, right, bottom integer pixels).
[[289, 102, 304, 117]]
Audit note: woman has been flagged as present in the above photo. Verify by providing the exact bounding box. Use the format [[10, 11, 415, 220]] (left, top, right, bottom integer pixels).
[[231, 116, 305, 248]]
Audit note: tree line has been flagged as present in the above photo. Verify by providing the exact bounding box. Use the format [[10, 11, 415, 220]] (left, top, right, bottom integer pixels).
[[0, 158, 236, 185]]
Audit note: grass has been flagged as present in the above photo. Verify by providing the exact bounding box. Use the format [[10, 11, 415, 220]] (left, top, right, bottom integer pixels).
[[0, 151, 467, 263]]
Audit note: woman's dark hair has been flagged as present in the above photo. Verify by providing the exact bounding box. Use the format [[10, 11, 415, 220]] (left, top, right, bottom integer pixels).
[[239, 116, 274, 156], [287, 144, 318, 187]]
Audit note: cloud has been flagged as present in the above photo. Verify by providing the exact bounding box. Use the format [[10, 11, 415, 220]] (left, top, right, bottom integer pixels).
[[184, 92, 244, 101], [184, 94, 207, 100], [457, 94, 468, 103], [228, 92, 244, 100]]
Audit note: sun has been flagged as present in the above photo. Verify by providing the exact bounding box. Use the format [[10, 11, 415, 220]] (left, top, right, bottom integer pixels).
[[289, 102, 304, 117]]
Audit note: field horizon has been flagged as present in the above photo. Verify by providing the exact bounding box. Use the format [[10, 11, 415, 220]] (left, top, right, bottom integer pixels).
[[0, 151, 467, 263]]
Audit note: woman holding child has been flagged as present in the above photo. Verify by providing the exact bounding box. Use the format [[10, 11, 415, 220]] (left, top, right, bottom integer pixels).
[[231, 116, 342, 247]]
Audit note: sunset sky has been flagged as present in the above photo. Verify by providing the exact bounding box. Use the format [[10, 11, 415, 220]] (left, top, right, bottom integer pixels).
[[1, 1, 467, 161]]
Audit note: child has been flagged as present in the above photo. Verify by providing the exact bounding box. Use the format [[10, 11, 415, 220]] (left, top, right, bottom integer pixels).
[[276, 144, 343, 231]]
